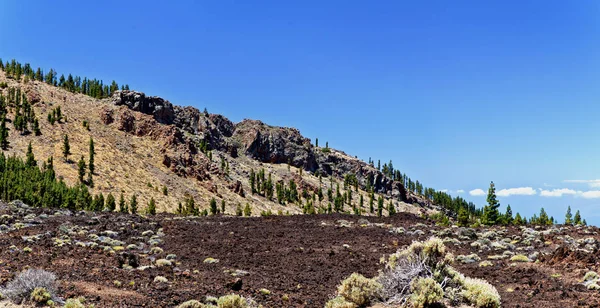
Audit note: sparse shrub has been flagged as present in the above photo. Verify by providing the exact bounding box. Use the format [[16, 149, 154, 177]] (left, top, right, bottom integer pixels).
[[64, 297, 87, 308], [0, 269, 57, 304], [154, 276, 168, 283], [259, 288, 271, 295], [336, 273, 381, 306], [584, 271, 599, 282], [324, 296, 357, 308], [509, 254, 530, 262], [156, 259, 172, 267], [409, 277, 443, 308], [461, 277, 501, 308], [30, 287, 51, 304], [216, 294, 247, 308], [177, 300, 203, 308], [479, 261, 493, 267]]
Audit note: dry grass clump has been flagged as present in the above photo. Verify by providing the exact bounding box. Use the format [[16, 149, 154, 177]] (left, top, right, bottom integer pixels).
[[409, 277, 443, 308], [336, 273, 381, 306]]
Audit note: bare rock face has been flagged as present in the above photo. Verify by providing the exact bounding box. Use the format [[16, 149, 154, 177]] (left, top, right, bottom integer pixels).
[[233, 119, 318, 170], [117, 109, 135, 133], [112, 90, 175, 125], [100, 107, 114, 124]]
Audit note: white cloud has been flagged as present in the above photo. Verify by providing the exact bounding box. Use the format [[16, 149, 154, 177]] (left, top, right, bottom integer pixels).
[[457, 189, 465, 194], [578, 190, 600, 199], [540, 188, 577, 197], [469, 189, 485, 196], [496, 187, 537, 197], [564, 179, 600, 188]]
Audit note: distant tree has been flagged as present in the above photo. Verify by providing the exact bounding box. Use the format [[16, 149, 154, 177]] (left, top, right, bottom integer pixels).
[[504, 204, 513, 225], [62, 134, 70, 161], [482, 181, 501, 225], [162, 186, 168, 196], [514, 212, 524, 225], [538, 207, 550, 225], [130, 195, 138, 214], [25, 142, 36, 167], [325, 141, 329, 149], [106, 193, 116, 212], [147, 198, 156, 215], [574, 210, 582, 225], [32, 118, 40, 136], [119, 193, 127, 213], [377, 195, 384, 217], [243, 203, 252, 216], [185, 195, 197, 216], [457, 207, 470, 227], [221, 199, 225, 213], [210, 197, 217, 215], [315, 138, 318, 147], [77, 156, 86, 183], [564, 206, 573, 225], [388, 199, 396, 216], [88, 137, 95, 174], [0, 116, 8, 150], [236, 203, 243, 216]]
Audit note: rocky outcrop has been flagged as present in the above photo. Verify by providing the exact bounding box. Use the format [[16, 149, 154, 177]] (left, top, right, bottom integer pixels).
[[107, 91, 416, 205], [232, 119, 317, 170], [100, 107, 114, 124], [112, 90, 175, 125]]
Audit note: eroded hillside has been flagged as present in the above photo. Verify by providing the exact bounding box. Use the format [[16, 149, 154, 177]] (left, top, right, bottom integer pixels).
[[0, 69, 430, 217]]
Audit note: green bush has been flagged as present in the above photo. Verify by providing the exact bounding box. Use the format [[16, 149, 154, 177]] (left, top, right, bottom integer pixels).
[[336, 273, 381, 306], [509, 254, 530, 262], [584, 271, 599, 282], [409, 277, 443, 308], [30, 287, 51, 304], [217, 294, 247, 308], [324, 296, 357, 308], [461, 277, 501, 308], [177, 300, 203, 308]]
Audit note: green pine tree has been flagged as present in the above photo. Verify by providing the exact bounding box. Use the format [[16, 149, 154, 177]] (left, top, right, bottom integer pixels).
[[25, 142, 36, 167], [504, 204, 513, 225], [62, 134, 70, 161], [77, 156, 86, 183], [457, 207, 469, 227], [147, 198, 156, 215], [483, 181, 501, 225], [564, 205, 573, 225], [129, 195, 138, 214], [106, 193, 116, 212], [0, 116, 8, 150], [119, 193, 127, 213], [574, 210, 582, 225], [210, 197, 218, 215]]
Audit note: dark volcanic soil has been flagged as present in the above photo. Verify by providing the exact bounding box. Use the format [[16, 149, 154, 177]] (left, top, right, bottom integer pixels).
[[1, 203, 600, 307]]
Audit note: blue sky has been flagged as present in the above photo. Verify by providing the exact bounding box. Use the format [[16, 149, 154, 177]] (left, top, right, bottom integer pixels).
[[1, 1, 600, 224]]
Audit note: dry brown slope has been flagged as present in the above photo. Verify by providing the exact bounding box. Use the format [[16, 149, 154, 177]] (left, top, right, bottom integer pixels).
[[0, 71, 426, 217]]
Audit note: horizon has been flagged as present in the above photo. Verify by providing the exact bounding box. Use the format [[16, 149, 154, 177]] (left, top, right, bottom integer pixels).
[[2, 1, 600, 225]]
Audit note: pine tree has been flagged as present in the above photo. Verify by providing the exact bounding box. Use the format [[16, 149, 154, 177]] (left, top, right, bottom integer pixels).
[[119, 193, 127, 213], [243, 203, 252, 216], [0, 116, 8, 150], [514, 213, 523, 225], [388, 199, 396, 216], [574, 210, 582, 225], [77, 156, 86, 183], [483, 181, 501, 225], [377, 196, 384, 217], [564, 205, 573, 225], [88, 137, 95, 174], [210, 197, 218, 215], [62, 134, 70, 161], [106, 193, 116, 212], [25, 142, 36, 167], [147, 198, 156, 215], [32, 118, 40, 136], [457, 207, 469, 227], [538, 207, 550, 225], [221, 199, 225, 213], [504, 204, 513, 225], [130, 195, 138, 214]]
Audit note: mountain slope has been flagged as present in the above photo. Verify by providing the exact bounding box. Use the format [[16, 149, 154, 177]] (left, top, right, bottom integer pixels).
[[0, 69, 431, 217]]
